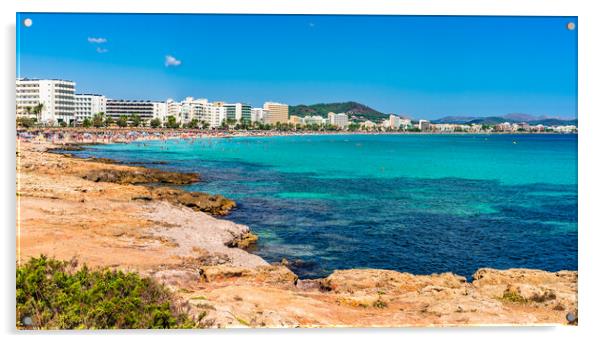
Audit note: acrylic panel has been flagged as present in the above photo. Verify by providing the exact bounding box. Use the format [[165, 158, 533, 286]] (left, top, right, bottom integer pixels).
[[16, 13, 578, 329]]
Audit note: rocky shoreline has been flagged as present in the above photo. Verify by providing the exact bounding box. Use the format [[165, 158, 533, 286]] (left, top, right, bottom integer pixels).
[[16, 140, 578, 327]]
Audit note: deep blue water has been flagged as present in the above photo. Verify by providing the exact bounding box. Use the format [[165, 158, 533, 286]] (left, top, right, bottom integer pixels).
[[72, 134, 578, 279]]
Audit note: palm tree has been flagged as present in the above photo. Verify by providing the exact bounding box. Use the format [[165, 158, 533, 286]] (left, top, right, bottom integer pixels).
[[31, 103, 44, 122], [92, 112, 105, 128]]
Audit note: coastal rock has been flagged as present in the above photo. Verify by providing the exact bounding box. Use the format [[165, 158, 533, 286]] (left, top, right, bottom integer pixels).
[[321, 269, 466, 295], [295, 279, 323, 291], [86, 157, 119, 164], [82, 168, 199, 185], [226, 232, 258, 249], [48, 144, 85, 151], [198, 265, 298, 285], [150, 187, 236, 216], [472, 268, 577, 311]]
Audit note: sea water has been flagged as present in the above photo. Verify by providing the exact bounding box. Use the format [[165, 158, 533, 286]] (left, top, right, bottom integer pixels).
[[74, 134, 577, 279]]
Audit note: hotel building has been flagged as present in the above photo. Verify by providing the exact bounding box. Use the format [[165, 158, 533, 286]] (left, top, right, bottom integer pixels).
[[178, 97, 210, 124], [362, 120, 376, 130], [206, 103, 228, 128], [263, 102, 289, 124], [224, 103, 252, 123], [400, 118, 412, 130], [16, 78, 76, 124], [106, 99, 166, 122], [168, 97, 230, 128], [289, 115, 302, 125], [75, 94, 107, 122], [495, 122, 513, 132], [418, 119, 431, 131], [166, 98, 184, 122], [251, 108, 268, 123], [303, 115, 326, 126], [389, 115, 401, 129], [328, 112, 349, 128]]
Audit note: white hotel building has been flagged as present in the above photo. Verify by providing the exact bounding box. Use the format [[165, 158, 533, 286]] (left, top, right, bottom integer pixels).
[[75, 94, 107, 122], [303, 115, 326, 126], [328, 112, 349, 128], [168, 97, 228, 128], [251, 108, 268, 123], [16, 78, 76, 124], [105, 99, 166, 122], [389, 115, 402, 129]]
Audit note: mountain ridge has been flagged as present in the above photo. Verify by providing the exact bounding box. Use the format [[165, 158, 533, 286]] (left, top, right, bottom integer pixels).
[[289, 102, 388, 122], [432, 113, 577, 126], [288, 102, 577, 126]]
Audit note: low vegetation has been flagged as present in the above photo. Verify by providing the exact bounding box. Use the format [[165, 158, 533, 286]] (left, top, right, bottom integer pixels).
[[16, 256, 198, 329], [500, 290, 529, 304], [372, 297, 388, 309]]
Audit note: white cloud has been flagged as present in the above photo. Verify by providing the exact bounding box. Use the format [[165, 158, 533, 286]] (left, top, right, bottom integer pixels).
[[88, 37, 107, 44], [165, 55, 182, 67], [96, 47, 109, 54]]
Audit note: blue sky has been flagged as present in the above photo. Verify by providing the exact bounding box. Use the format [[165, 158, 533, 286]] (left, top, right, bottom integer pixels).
[[16, 13, 577, 119]]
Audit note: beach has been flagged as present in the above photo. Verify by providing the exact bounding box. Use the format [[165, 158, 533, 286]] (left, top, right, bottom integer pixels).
[[16, 127, 572, 146], [16, 135, 578, 327]]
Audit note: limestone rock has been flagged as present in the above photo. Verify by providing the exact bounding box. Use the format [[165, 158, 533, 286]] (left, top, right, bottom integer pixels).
[[151, 187, 236, 216], [82, 168, 199, 185]]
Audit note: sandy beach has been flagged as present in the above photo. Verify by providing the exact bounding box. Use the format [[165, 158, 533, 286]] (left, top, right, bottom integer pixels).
[[16, 136, 578, 327], [16, 127, 570, 147]]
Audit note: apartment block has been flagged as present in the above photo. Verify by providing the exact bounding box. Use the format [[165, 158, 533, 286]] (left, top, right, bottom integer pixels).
[[75, 94, 106, 122], [328, 112, 349, 128], [263, 102, 289, 124], [16, 78, 76, 124], [106, 99, 166, 121]]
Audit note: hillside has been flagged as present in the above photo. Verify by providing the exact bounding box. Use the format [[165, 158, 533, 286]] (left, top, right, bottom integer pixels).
[[433, 114, 577, 126], [289, 102, 387, 122]]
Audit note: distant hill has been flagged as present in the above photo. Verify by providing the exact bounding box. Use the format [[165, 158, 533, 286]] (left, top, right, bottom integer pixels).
[[466, 117, 509, 125], [433, 113, 577, 126], [289, 102, 387, 122], [431, 116, 478, 124], [529, 118, 578, 126]]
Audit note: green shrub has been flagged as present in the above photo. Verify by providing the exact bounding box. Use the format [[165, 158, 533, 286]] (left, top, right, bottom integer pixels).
[[16, 256, 196, 329], [500, 290, 528, 304], [372, 298, 388, 309], [17, 117, 37, 128]]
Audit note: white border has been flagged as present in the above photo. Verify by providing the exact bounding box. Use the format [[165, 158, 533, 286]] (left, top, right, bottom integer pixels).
[[3, 1, 601, 343]]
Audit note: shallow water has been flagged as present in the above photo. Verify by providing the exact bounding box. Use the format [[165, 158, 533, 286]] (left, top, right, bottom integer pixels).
[[73, 134, 578, 279]]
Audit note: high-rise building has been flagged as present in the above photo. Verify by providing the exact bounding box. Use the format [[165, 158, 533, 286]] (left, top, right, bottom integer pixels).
[[153, 102, 167, 121], [75, 94, 106, 122], [16, 78, 76, 124], [207, 103, 228, 128], [328, 112, 349, 128], [224, 103, 252, 123], [251, 108, 268, 123], [418, 119, 431, 131], [400, 118, 412, 130], [263, 102, 289, 124], [178, 97, 195, 123], [106, 99, 166, 122], [166, 98, 183, 122], [389, 115, 401, 129], [178, 97, 209, 124]]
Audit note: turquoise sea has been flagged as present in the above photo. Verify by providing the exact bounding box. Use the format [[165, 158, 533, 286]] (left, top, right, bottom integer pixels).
[[73, 134, 578, 278]]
